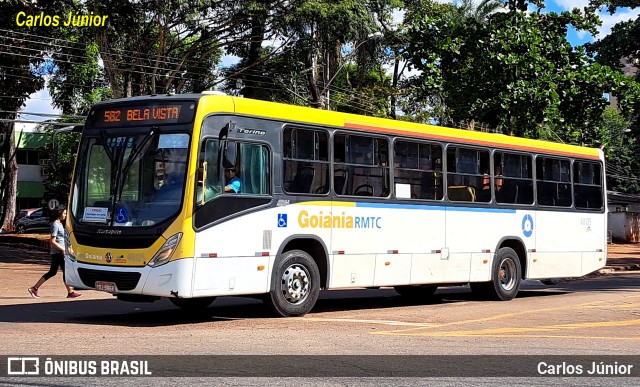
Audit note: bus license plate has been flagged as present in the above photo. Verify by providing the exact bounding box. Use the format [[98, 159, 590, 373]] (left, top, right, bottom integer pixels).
[[95, 281, 117, 293]]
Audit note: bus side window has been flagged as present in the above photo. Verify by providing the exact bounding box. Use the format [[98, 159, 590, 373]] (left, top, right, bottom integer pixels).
[[284, 127, 329, 195], [536, 156, 571, 207], [238, 142, 270, 195], [573, 161, 602, 209], [495, 152, 533, 205]]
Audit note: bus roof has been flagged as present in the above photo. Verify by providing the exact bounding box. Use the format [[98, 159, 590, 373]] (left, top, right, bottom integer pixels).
[[97, 94, 601, 160], [213, 95, 600, 161]]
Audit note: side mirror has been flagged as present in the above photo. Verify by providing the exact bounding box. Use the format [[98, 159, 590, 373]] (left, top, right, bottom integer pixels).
[[223, 141, 237, 168]]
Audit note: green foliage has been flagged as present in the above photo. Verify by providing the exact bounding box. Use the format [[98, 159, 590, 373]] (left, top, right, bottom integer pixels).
[[587, 1, 640, 192], [40, 122, 81, 204], [274, 0, 392, 109], [597, 107, 640, 192], [0, 0, 49, 229], [45, 0, 224, 114], [402, 0, 621, 141], [329, 64, 392, 117]]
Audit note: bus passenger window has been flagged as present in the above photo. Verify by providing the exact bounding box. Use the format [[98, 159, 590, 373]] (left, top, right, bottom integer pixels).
[[393, 141, 442, 200], [446, 146, 489, 202], [574, 161, 602, 209], [536, 156, 571, 207], [495, 152, 533, 205], [335, 134, 389, 197], [283, 127, 329, 194]]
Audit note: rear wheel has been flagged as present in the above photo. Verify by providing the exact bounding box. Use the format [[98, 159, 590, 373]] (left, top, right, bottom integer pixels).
[[266, 250, 320, 317], [394, 285, 438, 299], [471, 247, 521, 300], [169, 296, 216, 310]]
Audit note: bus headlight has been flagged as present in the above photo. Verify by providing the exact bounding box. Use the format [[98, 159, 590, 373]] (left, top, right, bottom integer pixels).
[[148, 233, 182, 267]]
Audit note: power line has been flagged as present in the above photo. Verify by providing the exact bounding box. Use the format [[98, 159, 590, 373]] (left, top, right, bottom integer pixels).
[[0, 118, 83, 126], [0, 110, 85, 119], [0, 39, 216, 79], [1, 38, 385, 116], [0, 29, 215, 73], [2, 29, 384, 112], [0, 49, 214, 87]]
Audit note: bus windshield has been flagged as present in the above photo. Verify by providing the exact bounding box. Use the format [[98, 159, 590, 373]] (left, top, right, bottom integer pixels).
[[71, 131, 190, 227]]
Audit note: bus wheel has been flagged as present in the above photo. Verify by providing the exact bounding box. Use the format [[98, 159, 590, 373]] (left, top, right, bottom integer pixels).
[[473, 247, 521, 301], [169, 296, 216, 310], [267, 250, 320, 317], [394, 285, 437, 299]]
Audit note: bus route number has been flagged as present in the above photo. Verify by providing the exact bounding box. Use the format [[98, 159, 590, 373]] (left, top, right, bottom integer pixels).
[[104, 110, 121, 123]]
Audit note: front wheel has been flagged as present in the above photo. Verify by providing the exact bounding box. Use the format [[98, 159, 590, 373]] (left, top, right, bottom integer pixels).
[[16, 224, 25, 234], [266, 250, 320, 317], [471, 247, 521, 301]]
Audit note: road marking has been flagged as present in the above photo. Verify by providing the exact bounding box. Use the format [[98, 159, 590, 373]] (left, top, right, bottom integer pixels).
[[301, 317, 433, 327], [370, 299, 640, 341], [371, 301, 607, 335], [377, 319, 640, 337]]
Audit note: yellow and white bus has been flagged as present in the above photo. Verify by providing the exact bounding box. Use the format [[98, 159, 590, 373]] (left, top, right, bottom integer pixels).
[[64, 93, 607, 316]]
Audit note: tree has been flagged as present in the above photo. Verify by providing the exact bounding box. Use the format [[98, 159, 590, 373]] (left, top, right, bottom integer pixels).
[[273, 0, 389, 109], [587, 1, 640, 126], [39, 121, 81, 204], [402, 0, 621, 141], [44, 0, 228, 115], [597, 107, 640, 192], [586, 1, 640, 191], [0, 0, 47, 232]]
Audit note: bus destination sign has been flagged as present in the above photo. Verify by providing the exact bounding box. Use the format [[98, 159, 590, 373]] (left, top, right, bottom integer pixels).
[[92, 101, 195, 127]]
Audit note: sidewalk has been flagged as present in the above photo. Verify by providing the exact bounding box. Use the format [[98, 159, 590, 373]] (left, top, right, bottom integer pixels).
[[1, 233, 639, 273]]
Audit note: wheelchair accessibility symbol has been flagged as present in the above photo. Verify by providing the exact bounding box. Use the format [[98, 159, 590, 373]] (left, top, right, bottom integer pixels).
[[277, 214, 288, 228], [116, 208, 128, 223], [522, 214, 534, 238]]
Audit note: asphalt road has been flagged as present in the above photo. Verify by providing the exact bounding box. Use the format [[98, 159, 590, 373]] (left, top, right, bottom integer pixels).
[[1, 243, 640, 385]]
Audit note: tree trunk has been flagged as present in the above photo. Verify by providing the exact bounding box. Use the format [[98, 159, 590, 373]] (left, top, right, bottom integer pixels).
[[0, 123, 18, 232], [390, 57, 400, 119], [242, 5, 268, 99], [96, 30, 123, 99], [306, 50, 321, 108]]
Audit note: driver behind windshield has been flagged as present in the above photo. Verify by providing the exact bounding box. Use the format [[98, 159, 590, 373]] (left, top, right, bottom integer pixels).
[[154, 159, 185, 201]]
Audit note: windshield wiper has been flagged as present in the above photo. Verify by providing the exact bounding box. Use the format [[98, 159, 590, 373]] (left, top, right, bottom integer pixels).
[[117, 128, 156, 202]]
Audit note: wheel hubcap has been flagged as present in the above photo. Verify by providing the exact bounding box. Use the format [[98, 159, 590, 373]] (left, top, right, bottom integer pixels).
[[499, 258, 517, 291], [281, 264, 310, 304]]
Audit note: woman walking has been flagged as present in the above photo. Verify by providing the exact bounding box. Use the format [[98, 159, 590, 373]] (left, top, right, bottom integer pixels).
[[28, 205, 82, 299]]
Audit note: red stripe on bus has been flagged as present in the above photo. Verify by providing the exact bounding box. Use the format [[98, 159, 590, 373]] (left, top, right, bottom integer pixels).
[[344, 122, 599, 160]]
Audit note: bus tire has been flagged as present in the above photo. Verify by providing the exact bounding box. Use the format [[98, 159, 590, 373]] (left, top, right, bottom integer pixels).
[[169, 296, 216, 310], [267, 250, 320, 317], [472, 247, 521, 301], [394, 285, 438, 299]]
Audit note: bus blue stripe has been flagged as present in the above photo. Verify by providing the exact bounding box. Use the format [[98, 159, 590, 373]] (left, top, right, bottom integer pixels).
[[353, 202, 516, 213]]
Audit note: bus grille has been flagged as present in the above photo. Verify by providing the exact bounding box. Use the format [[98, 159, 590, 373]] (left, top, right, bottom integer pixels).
[[78, 268, 142, 291]]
